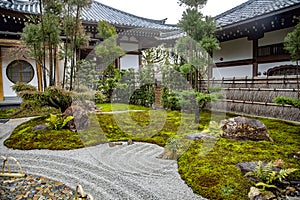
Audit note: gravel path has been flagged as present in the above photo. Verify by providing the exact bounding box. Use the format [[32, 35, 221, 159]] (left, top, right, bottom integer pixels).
[[0, 118, 206, 200]]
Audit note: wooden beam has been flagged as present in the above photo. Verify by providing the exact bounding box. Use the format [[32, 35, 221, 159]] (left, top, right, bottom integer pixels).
[[215, 59, 253, 67], [0, 46, 3, 100]]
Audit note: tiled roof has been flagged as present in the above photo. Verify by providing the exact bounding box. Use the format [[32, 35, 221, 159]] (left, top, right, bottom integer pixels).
[[215, 0, 300, 27], [0, 0, 178, 30]]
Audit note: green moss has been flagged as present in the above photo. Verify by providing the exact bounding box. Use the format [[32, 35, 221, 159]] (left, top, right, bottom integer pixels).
[[177, 115, 300, 200], [4, 116, 84, 150], [98, 103, 150, 112], [3, 104, 300, 199]]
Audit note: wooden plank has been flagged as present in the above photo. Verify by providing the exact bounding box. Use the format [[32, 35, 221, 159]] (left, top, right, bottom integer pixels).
[[0, 173, 26, 178], [0, 47, 3, 101]]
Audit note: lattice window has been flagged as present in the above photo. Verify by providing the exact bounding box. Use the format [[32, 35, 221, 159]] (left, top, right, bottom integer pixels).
[[6, 60, 34, 84]]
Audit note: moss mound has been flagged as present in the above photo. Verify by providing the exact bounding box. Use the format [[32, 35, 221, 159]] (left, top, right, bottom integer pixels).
[[3, 104, 300, 199]]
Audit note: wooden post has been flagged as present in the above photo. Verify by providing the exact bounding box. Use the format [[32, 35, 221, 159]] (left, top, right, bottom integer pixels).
[[252, 38, 258, 77], [36, 62, 43, 91], [0, 46, 4, 101]]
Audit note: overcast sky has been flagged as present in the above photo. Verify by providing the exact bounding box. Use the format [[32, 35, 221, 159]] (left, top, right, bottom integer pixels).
[[98, 0, 248, 24]]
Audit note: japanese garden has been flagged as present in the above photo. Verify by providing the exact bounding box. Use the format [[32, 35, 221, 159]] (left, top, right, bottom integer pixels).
[[0, 0, 300, 200]]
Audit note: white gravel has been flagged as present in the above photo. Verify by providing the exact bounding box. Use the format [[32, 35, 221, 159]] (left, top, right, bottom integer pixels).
[[0, 118, 206, 200]]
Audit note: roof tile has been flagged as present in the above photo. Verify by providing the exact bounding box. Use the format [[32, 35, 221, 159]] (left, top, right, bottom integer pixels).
[[0, 0, 178, 30], [215, 0, 300, 27]]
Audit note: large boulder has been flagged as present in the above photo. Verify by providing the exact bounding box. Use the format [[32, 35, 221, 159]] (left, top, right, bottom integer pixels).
[[220, 116, 273, 142], [63, 105, 89, 131]]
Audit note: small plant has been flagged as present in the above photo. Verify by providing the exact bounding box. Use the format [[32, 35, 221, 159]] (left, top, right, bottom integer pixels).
[[166, 137, 181, 159], [245, 160, 298, 190], [46, 114, 74, 130]]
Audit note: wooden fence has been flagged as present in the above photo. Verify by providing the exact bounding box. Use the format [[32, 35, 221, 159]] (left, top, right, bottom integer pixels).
[[199, 76, 300, 122]]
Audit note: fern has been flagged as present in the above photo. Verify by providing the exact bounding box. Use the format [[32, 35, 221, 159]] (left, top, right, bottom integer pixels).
[[46, 114, 74, 130], [245, 160, 298, 190]]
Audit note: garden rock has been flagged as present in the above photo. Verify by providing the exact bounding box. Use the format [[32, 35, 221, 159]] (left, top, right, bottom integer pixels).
[[220, 116, 273, 142], [72, 100, 96, 112], [32, 124, 49, 131], [248, 187, 276, 200], [63, 105, 89, 131], [185, 132, 217, 140], [236, 162, 260, 175]]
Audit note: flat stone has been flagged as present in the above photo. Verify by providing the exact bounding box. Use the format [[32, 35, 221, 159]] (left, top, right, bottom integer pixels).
[[185, 132, 217, 140]]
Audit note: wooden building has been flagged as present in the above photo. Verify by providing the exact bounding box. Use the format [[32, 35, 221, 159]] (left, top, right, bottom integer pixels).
[[213, 0, 300, 78], [0, 0, 181, 101]]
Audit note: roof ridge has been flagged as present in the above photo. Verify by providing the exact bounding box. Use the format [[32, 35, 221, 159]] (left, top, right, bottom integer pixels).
[[93, 0, 168, 25], [214, 0, 256, 19]]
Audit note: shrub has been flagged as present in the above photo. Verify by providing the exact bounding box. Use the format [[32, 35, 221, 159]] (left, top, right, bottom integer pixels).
[[95, 91, 107, 104], [129, 84, 154, 107], [44, 86, 72, 112], [12, 82, 37, 94], [273, 96, 300, 108]]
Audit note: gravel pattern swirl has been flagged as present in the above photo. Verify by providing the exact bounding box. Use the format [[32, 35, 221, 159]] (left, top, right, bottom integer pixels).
[[0, 118, 206, 200]]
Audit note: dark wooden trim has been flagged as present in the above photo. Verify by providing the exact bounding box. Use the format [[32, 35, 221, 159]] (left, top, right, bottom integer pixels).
[[126, 51, 141, 55], [252, 39, 258, 76], [257, 54, 291, 63], [0, 46, 3, 100], [215, 54, 291, 68], [215, 59, 253, 67]]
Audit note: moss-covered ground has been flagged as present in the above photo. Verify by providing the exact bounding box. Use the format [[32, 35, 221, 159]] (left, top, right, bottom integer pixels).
[[3, 104, 300, 199]]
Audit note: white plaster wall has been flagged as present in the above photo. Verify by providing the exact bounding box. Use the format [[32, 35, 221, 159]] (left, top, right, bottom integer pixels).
[[259, 27, 294, 46], [258, 61, 296, 77], [120, 42, 139, 52], [213, 37, 252, 63], [212, 65, 252, 79], [1, 47, 38, 98], [120, 55, 139, 71]]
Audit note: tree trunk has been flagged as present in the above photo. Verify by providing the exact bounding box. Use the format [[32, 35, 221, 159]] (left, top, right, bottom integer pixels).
[[49, 42, 54, 86], [53, 46, 57, 86], [39, 0, 47, 90]]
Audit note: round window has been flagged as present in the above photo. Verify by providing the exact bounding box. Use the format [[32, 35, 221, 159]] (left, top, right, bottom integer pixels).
[[6, 60, 34, 84]]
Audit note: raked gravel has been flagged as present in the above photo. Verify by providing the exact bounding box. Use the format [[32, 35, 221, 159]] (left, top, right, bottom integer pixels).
[[0, 118, 206, 200]]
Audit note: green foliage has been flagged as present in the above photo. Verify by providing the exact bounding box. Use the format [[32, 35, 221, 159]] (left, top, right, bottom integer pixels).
[[161, 89, 181, 110], [46, 114, 74, 130], [166, 137, 181, 159], [273, 96, 300, 108], [162, 89, 223, 111], [178, 9, 219, 53], [95, 20, 124, 67], [245, 160, 298, 190], [130, 84, 154, 107], [95, 91, 107, 104], [178, 0, 207, 8], [97, 20, 117, 39], [12, 82, 37, 93], [284, 19, 300, 62], [44, 86, 73, 112], [74, 60, 99, 90]]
